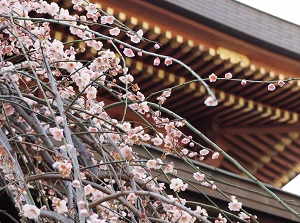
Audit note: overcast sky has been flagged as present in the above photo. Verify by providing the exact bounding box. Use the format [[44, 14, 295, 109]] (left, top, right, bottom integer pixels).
[[236, 0, 300, 25]]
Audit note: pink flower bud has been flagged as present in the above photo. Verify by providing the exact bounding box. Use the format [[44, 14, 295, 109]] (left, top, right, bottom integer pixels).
[[181, 138, 190, 144], [241, 79, 247, 85], [200, 149, 209, 156], [153, 57, 160, 66], [164, 57, 173, 66], [154, 43, 160, 49], [267, 83, 275, 91], [212, 152, 219, 159], [225, 72, 232, 79], [209, 73, 217, 82], [204, 96, 218, 106], [278, 80, 285, 87], [123, 48, 135, 57], [137, 51, 142, 56]]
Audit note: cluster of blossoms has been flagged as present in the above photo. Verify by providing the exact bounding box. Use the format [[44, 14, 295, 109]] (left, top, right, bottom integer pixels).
[[181, 136, 220, 161], [161, 196, 196, 222], [0, 145, 27, 211], [53, 160, 73, 177]]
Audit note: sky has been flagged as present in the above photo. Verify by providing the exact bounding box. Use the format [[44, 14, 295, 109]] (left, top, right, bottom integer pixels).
[[235, 0, 300, 25], [282, 176, 300, 195], [234, 0, 300, 195]]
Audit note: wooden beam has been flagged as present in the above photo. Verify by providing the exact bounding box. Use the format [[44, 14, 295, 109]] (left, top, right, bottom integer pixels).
[[219, 122, 300, 135], [221, 110, 260, 127], [226, 135, 263, 158]]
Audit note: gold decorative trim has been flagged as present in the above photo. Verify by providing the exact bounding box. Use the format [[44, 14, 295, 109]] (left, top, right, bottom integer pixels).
[[216, 47, 250, 67]]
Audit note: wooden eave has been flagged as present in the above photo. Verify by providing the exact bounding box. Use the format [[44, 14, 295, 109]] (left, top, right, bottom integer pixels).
[[52, 0, 300, 187], [99, 2, 300, 186], [98, 0, 300, 77]]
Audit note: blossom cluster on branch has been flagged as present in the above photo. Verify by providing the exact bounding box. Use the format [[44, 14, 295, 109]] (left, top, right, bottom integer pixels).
[[0, 1, 297, 223]]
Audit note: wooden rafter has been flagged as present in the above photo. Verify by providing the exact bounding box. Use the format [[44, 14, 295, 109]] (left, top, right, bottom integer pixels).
[[218, 122, 300, 135]]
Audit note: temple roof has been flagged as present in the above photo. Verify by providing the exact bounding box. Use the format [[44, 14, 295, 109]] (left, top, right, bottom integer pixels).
[[53, 0, 300, 187], [93, 0, 300, 187]]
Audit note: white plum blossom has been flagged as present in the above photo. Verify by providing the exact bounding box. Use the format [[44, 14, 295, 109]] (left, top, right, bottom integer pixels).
[[80, 208, 89, 217], [85, 3, 97, 14], [151, 134, 163, 146], [52, 198, 68, 213], [195, 206, 208, 219], [239, 212, 250, 220], [170, 178, 187, 192], [51, 39, 64, 53], [84, 184, 93, 195], [22, 204, 40, 219], [52, 160, 72, 177], [49, 127, 64, 141], [215, 213, 227, 223], [119, 74, 134, 84], [193, 172, 205, 181], [228, 196, 242, 211], [109, 27, 120, 36], [127, 29, 143, 43], [146, 158, 163, 169], [146, 159, 156, 169], [101, 15, 115, 24]]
